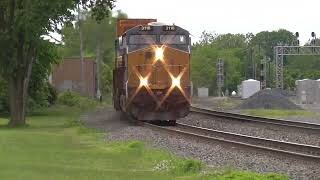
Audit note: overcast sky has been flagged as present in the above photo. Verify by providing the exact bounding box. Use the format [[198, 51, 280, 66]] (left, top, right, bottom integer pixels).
[[115, 0, 320, 44]]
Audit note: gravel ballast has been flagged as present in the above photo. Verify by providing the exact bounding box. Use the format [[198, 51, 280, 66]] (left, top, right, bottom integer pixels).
[[81, 108, 320, 180]]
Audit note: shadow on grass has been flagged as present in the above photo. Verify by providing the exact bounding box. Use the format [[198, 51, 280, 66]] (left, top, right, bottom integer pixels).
[[0, 123, 31, 130]]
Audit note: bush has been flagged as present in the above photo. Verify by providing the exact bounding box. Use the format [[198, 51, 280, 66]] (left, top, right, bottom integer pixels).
[[57, 91, 98, 109], [57, 91, 81, 107], [47, 83, 58, 105], [172, 159, 202, 174]]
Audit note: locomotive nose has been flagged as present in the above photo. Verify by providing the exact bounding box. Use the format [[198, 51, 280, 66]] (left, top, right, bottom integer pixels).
[[145, 51, 153, 60]]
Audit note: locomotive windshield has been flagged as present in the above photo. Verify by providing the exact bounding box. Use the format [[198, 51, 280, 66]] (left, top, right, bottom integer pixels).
[[129, 35, 157, 44], [160, 35, 186, 44]]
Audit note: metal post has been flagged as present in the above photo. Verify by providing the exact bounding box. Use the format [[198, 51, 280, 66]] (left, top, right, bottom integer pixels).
[[260, 57, 267, 89], [78, 5, 85, 95], [216, 58, 224, 97], [275, 46, 284, 89]]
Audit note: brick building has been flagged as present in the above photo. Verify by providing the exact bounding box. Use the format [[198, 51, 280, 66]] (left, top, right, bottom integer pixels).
[[51, 57, 97, 97]]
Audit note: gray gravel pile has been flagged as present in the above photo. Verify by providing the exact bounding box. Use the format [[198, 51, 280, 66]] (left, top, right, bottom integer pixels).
[[239, 89, 301, 110], [179, 113, 320, 146], [81, 108, 320, 180]]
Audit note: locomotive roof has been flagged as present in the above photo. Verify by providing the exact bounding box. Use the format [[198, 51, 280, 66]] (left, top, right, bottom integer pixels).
[[123, 24, 190, 36]]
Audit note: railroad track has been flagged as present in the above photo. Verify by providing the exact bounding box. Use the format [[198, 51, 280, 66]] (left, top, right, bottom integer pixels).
[[143, 122, 320, 161], [191, 106, 320, 131]]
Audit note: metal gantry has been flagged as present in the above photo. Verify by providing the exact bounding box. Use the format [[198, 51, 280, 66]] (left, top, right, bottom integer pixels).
[[274, 45, 320, 89]]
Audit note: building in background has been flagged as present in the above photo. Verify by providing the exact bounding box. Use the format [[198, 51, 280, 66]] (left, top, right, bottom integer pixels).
[[197, 87, 209, 97], [51, 57, 97, 98], [241, 79, 260, 99], [296, 79, 320, 104]]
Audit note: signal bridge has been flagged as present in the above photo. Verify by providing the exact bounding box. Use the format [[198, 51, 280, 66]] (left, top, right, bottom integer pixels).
[[274, 45, 320, 89]]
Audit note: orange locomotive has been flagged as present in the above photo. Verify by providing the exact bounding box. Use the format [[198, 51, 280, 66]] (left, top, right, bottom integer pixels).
[[113, 19, 191, 124]]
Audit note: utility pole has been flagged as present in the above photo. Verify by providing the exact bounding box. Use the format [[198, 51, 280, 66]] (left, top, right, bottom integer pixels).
[[250, 47, 255, 79], [96, 44, 101, 100], [78, 4, 85, 95], [216, 58, 224, 97], [260, 57, 267, 89]]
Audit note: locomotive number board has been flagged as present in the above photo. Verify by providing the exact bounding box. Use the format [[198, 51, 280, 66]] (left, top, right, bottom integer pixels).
[[163, 25, 176, 31], [139, 26, 152, 31]]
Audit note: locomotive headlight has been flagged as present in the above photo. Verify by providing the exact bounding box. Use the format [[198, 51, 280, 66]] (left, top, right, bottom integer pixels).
[[140, 77, 149, 87], [172, 78, 180, 87], [155, 47, 164, 61], [171, 77, 181, 88]]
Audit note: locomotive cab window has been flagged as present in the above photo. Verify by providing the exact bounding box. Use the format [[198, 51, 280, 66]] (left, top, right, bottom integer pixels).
[[160, 35, 186, 44], [129, 35, 157, 44]]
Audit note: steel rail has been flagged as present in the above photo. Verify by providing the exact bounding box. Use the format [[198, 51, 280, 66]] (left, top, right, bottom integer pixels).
[[191, 106, 320, 131], [143, 122, 320, 161]]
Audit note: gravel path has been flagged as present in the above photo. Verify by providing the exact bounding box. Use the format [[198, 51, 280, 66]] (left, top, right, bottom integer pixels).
[[81, 108, 320, 180]]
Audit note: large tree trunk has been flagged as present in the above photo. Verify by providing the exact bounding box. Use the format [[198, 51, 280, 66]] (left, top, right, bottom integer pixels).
[[8, 48, 34, 127], [8, 75, 26, 126]]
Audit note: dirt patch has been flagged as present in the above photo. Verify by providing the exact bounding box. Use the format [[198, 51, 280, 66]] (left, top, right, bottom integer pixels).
[[80, 107, 137, 132]]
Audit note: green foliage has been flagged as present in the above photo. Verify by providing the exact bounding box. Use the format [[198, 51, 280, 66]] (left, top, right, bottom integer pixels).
[[0, 0, 115, 125], [205, 169, 289, 180], [60, 10, 127, 96], [251, 29, 296, 60], [47, 83, 58, 105], [172, 159, 202, 174], [57, 91, 79, 106], [57, 91, 98, 110], [192, 29, 318, 92], [101, 62, 113, 94], [25, 40, 61, 111], [192, 33, 246, 95], [283, 55, 320, 89]]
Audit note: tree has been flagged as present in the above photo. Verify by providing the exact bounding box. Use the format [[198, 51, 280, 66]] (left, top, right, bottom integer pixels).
[[191, 32, 247, 95], [251, 29, 296, 60], [0, 0, 115, 126], [61, 10, 128, 95], [28, 40, 61, 108]]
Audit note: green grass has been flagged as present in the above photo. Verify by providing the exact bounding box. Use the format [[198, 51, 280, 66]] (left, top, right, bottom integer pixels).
[[242, 109, 317, 118], [0, 105, 288, 180]]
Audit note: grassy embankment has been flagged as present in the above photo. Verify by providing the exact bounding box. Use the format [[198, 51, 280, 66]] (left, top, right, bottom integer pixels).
[[0, 95, 288, 179]]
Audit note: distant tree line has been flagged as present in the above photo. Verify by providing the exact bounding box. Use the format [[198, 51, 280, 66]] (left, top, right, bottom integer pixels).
[[192, 30, 320, 95]]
